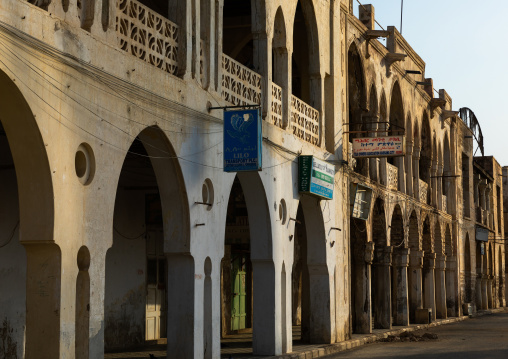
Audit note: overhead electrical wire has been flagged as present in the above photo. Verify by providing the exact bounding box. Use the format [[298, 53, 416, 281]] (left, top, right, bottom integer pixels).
[[0, 46, 298, 170], [0, 20, 222, 132]]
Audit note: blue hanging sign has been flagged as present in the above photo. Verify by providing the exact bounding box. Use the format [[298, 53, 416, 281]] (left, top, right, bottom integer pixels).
[[223, 109, 262, 172]]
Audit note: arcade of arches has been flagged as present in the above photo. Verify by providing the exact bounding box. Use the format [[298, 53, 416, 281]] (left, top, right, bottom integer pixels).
[[0, 1, 507, 359]]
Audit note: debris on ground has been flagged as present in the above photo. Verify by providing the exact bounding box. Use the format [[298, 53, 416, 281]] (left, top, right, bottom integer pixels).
[[379, 331, 439, 342]]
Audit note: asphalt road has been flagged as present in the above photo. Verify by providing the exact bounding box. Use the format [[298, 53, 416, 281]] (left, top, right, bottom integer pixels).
[[323, 311, 508, 359]]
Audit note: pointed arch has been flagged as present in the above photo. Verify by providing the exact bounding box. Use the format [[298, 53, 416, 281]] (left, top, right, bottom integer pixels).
[[408, 210, 420, 251], [390, 205, 404, 247], [372, 198, 387, 247], [389, 81, 404, 134], [422, 215, 432, 254], [434, 220, 443, 255]]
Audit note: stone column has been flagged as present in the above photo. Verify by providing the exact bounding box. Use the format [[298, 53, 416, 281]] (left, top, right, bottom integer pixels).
[[366, 117, 379, 181], [393, 248, 410, 326], [445, 256, 458, 317], [437, 165, 444, 211], [372, 246, 393, 329], [251, 260, 279, 355], [487, 275, 494, 309], [481, 275, 488, 310], [253, 32, 271, 120], [409, 250, 424, 323], [353, 242, 375, 333], [435, 255, 447, 319], [23, 243, 62, 358], [405, 143, 414, 197], [423, 252, 437, 321], [166, 254, 196, 358], [431, 163, 438, 208], [413, 152, 420, 201]]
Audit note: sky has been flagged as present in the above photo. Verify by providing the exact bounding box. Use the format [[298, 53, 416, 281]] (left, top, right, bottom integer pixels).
[[353, 0, 508, 166]]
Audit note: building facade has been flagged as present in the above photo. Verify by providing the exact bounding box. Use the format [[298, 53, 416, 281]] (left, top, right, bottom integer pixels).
[[0, 0, 505, 358]]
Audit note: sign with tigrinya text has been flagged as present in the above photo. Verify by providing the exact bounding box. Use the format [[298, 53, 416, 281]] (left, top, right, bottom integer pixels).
[[352, 136, 405, 158]]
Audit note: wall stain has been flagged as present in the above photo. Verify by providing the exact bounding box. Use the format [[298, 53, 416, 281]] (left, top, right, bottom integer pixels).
[[1, 318, 18, 359]]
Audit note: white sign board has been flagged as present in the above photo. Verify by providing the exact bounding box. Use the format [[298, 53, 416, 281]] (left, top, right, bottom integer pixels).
[[352, 136, 405, 158]]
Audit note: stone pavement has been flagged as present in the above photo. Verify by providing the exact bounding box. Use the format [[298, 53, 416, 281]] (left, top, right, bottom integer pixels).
[[104, 308, 507, 359]]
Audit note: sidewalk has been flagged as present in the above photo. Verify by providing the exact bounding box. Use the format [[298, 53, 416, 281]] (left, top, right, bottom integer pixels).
[[103, 308, 507, 359], [222, 308, 508, 359]]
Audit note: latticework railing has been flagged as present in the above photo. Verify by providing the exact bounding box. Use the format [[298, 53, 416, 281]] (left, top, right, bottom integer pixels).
[[221, 54, 261, 106], [271, 82, 283, 128], [442, 194, 447, 213], [116, 0, 179, 75], [387, 163, 398, 190], [419, 179, 428, 204], [290, 95, 319, 146]]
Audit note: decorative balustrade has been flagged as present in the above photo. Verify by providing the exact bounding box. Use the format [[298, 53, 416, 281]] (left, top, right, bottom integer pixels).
[[270, 82, 283, 128], [442, 194, 447, 213], [419, 179, 428, 204], [290, 95, 319, 146], [221, 54, 262, 106], [387, 163, 398, 190], [116, 0, 179, 75]]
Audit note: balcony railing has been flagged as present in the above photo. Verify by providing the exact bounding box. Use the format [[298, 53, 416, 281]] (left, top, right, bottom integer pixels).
[[221, 54, 262, 106], [442, 194, 447, 213], [271, 82, 283, 128], [116, 0, 179, 75], [419, 179, 428, 204], [387, 163, 398, 190], [290, 95, 319, 146]]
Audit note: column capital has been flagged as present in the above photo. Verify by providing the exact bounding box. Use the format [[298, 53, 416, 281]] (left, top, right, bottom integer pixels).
[[424, 251, 436, 269], [364, 241, 375, 264], [373, 245, 393, 266], [409, 250, 424, 268], [394, 248, 411, 267], [435, 255, 447, 270]]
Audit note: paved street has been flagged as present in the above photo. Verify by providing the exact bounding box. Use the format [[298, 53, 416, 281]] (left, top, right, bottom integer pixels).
[[323, 312, 508, 359]]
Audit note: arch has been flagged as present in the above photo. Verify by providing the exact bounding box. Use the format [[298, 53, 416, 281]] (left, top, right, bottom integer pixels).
[[107, 126, 192, 356], [347, 41, 368, 176], [372, 198, 387, 247], [444, 224, 453, 257], [368, 84, 378, 116], [389, 81, 404, 133], [0, 69, 54, 243], [295, 0, 321, 75], [0, 68, 59, 357], [390, 205, 404, 247], [408, 210, 419, 251], [273, 6, 287, 50], [292, 195, 331, 343], [419, 110, 432, 185], [434, 221, 443, 255], [236, 172, 273, 260], [135, 127, 191, 253], [422, 215, 432, 254], [443, 133, 451, 198], [347, 41, 368, 116], [272, 5, 288, 112]]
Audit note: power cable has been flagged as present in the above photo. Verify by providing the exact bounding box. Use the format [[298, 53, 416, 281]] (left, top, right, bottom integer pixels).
[[0, 220, 19, 249], [0, 20, 222, 131]]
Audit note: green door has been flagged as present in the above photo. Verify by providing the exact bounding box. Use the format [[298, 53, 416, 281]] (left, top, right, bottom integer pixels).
[[231, 254, 247, 331]]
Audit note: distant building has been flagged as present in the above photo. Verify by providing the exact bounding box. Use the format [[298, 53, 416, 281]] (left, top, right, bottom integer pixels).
[[0, 0, 505, 358]]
